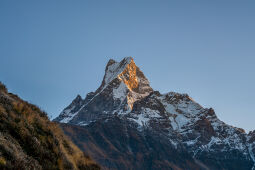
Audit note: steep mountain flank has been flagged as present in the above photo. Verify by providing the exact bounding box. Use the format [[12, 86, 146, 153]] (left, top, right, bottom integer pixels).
[[0, 83, 100, 170], [60, 120, 208, 170], [55, 57, 255, 170]]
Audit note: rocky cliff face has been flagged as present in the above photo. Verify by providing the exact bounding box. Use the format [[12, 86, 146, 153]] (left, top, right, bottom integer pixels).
[[55, 57, 255, 170]]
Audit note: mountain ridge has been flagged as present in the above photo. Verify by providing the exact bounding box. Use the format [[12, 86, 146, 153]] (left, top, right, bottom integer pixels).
[[55, 57, 255, 170]]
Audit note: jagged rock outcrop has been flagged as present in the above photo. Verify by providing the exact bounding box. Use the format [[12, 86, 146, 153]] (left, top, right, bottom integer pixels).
[[55, 57, 255, 170]]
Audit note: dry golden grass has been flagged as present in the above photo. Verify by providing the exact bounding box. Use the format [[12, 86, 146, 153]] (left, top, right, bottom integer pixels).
[[0, 83, 100, 170]]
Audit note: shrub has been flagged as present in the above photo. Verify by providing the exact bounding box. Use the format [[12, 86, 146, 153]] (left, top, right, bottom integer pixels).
[[0, 157, 6, 166], [0, 82, 7, 92]]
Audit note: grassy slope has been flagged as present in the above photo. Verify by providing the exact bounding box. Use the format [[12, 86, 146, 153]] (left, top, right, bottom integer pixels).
[[0, 83, 100, 170]]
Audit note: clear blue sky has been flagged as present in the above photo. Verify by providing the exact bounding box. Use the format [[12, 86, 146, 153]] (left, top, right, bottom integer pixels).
[[0, 0, 254, 132]]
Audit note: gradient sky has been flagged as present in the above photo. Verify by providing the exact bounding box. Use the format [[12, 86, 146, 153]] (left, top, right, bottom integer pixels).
[[0, 0, 255, 132]]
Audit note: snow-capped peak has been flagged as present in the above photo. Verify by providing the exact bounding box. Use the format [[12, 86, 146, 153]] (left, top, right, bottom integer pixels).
[[95, 57, 153, 109], [100, 57, 133, 90], [55, 57, 153, 124]]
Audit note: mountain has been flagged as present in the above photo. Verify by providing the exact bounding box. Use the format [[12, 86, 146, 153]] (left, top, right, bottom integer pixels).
[[55, 57, 255, 170], [0, 83, 100, 170]]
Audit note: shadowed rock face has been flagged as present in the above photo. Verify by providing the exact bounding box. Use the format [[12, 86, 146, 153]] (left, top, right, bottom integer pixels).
[[55, 57, 255, 170], [60, 119, 206, 170]]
